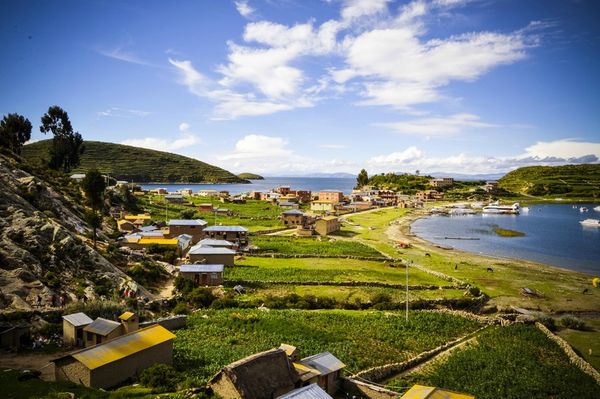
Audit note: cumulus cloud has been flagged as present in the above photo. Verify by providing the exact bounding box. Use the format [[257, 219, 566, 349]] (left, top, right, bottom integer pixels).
[[98, 107, 150, 118], [378, 113, 498, 136], [235, 0, 255, 18], [121, 122, 201, 152]]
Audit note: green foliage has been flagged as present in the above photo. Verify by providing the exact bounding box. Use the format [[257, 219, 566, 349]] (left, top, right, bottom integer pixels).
[[367, 173, 431, 194], [536, 315, 557, 331], [356, 168, 369, 188], [39, 106, 84, 172], [561, 315, 586, 330], [237, 172, 264, 179], [0, 113, 32, 154], [174, 276, 196, 294], [251, 236, 382, 257], [499, 164, 600, 198], [494, 227, 525, 237], [22, 140, 247, 183], [62, 300, 129, 321], [179, 209, 195, 219], [394, 324, 598, 398], [188, 287, 217, 308], [139, 364, 182, 393], [81, 168, 106, 210], [172, 302, 189, 315], [127, 261, 168, 287], [84, 210, 103, 249]]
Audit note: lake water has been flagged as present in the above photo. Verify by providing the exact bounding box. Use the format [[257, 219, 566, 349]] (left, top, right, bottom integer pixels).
[[411, 204, 600, 275], [141, 177, 357, 195]]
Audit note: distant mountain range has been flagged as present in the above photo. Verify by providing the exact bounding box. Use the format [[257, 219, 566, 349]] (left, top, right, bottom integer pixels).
[[264, 171, 506, 180], [262, 172, 357, 179]]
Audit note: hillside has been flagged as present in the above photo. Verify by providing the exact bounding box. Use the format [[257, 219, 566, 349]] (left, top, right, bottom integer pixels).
[[499, 164, 600, 198], [22, 140, 248, 183], [237, 172, 264, 180]]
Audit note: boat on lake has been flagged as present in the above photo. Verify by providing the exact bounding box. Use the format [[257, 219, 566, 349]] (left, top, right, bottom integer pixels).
[[580, 218, 600, 227], [594, 206, 600, 212], [482, 202, 520, 214], [580, 207, 589, 213]]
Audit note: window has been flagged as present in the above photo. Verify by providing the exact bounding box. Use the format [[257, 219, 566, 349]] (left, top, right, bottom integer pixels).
[[86, 332, 93, 341]]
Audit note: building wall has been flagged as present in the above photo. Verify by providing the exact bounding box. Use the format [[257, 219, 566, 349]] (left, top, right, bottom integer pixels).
[[89, 340, 173, 389], [188, 253, 235, 267], [310, 202, 335, 212], [318, 192, 344, 203], [84, 327, 123, 348], [168, 225, 206, 243], [315, 220, 340, 236], [204, 231, 248, 245], [180, 271, 224, 286], [63, 321, 77, 346], [55, 357, 91, 387], [282, 215, 304, 226]]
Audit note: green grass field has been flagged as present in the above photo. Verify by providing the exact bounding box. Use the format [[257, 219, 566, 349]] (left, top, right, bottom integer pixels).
[[251, 235, 383, 257], [557, 318, 600, 371], [173, 309, 483, 386], [388, 324, 598, 399]]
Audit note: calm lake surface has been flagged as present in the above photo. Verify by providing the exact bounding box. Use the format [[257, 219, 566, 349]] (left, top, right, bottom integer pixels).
[[141, 177, 357, 195], [411, 204, 600, 274]]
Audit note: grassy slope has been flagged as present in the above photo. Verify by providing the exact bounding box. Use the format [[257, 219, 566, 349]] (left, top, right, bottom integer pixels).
[[499, 164, 600, 198], [22, 140, 247, 183], [237, 172, 264, 179]]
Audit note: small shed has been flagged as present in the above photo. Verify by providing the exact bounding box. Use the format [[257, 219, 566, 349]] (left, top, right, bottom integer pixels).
[[197, 238, 236, 249], [83, 318, 122, 347], [53, 324, 175, 389], [188, 245, 236, 267], [277, 384, 333, 399], [314, 217, 340, 236], [63, 312, 93, 347], [209, 348, 299, 399], [0, 324, 30, 351], [179, 264, 224, 286], [298, 352, 345, 395], [281, 210, 305, 227], [400, 385, 475, 399], [165, 194, 184, 203], [118, 311, 139, 334], [203, 225, 249, 246]]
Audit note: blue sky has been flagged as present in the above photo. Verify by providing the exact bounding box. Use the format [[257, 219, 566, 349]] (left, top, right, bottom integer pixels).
[[2, 0, 600, 175]]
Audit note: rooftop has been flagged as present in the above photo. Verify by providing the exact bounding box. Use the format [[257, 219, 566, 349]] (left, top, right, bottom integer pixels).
[[277, 384, 333, 399], [118, 311, 135, 321], [282, 209, 304, 215], [399, 384, 475, 399], [138, 237, 178, 245], [62, 312, 93, 327], [197, 238, 235, 247], [300, 352, 345, 375], [168, 219, 208, 226], [204, 225, 248, 232], [188, 245, 236, 255], [83, 318, 121, 336], [180, 264, 225, 273]]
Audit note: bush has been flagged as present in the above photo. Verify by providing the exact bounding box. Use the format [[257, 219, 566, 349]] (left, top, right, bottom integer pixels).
[[188, 287, 217, 308], [172, 302, 189, 315], [561, 316, 586, 330], [537, 315, 557, 331], [174, 276, 195, 294], [180, 209, 195, 219], [139, 363, 181, 393]]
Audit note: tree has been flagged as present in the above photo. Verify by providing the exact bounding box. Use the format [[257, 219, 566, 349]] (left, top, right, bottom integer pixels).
[[81, 168, 106, 210], [84, 210, 102, 249], [356, 168, 369, 189], [0, 113, 32, 154], [40, 106, 84, 172]]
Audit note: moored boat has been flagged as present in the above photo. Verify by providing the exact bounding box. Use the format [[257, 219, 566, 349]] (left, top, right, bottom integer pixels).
[[580, 207, 588, 213], [580, 218, 600, 227], [594, 206, 600, 212], [482, 202, 520, 215]]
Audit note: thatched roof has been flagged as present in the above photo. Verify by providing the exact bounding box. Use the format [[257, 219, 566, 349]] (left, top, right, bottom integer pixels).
[[209, 348, 300, 399]]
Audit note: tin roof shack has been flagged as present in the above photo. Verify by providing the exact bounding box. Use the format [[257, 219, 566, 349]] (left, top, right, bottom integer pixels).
[[281, 209, 306, 227], [197, 238, 237, 250], [198, 203, 215, 213], [168, 219, 208, 244], [0, 324, 30, 352], [203, 225, 249, 246], [209, 348, 300, 399], [277, 384, 333, 399], [165, 194, 184, 203], [314, 217, 340, 236], [117, 219, 136, 232], [83, 318, 123, 347], [63, 312, 93, 347], [53, 324, 175, 390], [310, 201, 336, 213], [295, 352, 345, 395], [179, 264, 224, 286], [119, 311, 139, 334], [188, 246, 236, 267], [400, 384, 474, 399]]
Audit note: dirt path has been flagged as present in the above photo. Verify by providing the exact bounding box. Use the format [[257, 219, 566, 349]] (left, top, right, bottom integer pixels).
[[157, 277, 175, 299], [0, 351, 66, 380]]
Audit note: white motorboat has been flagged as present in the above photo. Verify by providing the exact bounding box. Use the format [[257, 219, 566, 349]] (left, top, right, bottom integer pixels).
[[482, 202, 520, 214], [580, 218, 600, 227], [580, 207, 589, 213], [594, 206, 600, 212]]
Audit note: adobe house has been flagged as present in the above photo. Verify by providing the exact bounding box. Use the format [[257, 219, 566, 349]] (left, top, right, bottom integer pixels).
[[165, 194, 184, 203], [196, 238, 236, 250], [318, 191, 344, 203], [295, 352, 345, 395], [116, 219, 136, 232], [310, 201, 336, 213], [0, 323, 30, 352], [281, 210, 306, 227], [179, 264, 224, 286], [118, 311, 139, 334], [198, 203, 214, 213], [168, 219, 208, 243], [203, 226, 248, 246], [188, 245, 236, 267], [53, 324, 175, 389], [209, 348, 300, 399], [83, 318, 122, 347], [314, 217, 340, 236], [62, 312, 93, 347]]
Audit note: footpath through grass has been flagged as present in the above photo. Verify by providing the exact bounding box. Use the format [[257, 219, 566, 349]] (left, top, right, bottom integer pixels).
[[173, 309, 482, 386], [388, 324, 599, 399]]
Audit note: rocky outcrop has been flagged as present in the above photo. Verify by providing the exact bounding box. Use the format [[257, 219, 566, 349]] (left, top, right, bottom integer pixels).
[[0, 155, 149, 312]]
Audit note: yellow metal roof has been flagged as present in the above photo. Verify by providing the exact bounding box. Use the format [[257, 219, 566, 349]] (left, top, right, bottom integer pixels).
[[124, 214, 152, 221], [119, 311, 135, 321], [279, 343, 297, 356], [293, 362, 321, 382], [321, 216, 338, 221], [400, 385, 475, 399], [138, 237, 178, 245], [117, 220, 134, 226], [72, 324, 175, 370]]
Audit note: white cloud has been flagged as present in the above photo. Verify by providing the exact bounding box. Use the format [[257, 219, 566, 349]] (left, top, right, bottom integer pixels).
[[235, 0, 255, 18], [524, 139, 600, 161], [378, 113, 498, 136], [340, 0, 390, 22], [319, 144, 348, 149], [121, 122, 201, 152], [98, 107, 150, 118]]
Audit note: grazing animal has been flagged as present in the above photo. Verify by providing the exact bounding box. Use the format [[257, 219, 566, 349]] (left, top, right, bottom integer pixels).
[[454, 264, 458, 270], [486, 267, 494, 272], [583, 288, 589, 294], [425, 253, 431, 257]]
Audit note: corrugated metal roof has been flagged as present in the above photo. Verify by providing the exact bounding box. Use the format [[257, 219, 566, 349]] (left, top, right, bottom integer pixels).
[[138, 237, 178, 245], [188, 245, 236, 255], [197, 239, 235, 247], [62, 312, 93, 327], [168, 219, 208, 226], [138, 231, 166, 238], [300, 352, 345, 374], [180, 264, 224, 273], [83, 318, 121, 336], [282, 210, 304, 215], [204, 225, 248, 232], [165, 194, 183, 198], [400, 385, 475, 399], [124, 214, 151, 220], [72, 324, 175, 370], [138, 225, 158, 232], [119, 312, 135, 321], [277, 384, 333, 399], [293, 362, 321, 382]]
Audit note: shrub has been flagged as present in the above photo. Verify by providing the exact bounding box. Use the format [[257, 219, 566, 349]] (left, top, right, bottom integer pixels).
[[561, 316, 586, 330], [172, 302, 189, 315], [180, 209, 195, 219], [537, 315, 557, 331], [188, 287, 217, 308], [139, 363, 181, 393], [174, 276, 195, 294]]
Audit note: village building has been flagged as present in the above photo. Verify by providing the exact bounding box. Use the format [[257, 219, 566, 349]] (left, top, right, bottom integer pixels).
[[347, 201, 372, 211], [198, 189, 219, 197], [261, 192, 281, 201], [281, 209, 306, 227], [179, 264, 224, 286], [167, 219, 208, 243], [178, 188, 193, 196], [277, 384, 333, 399], [249, 191, 262, 200], [197, 238, 236, 250], [203, 225, 249, 246], [291, 190, 312, 203], [123, 213, 152, 228], [0, 323, 30, 352], [279, 201, 299, 209], [318, 191, 344, 203], [276, 186, 291, 195], [429, 177, 454, 188], [415, 190, 444, 201], [482, 180, 500, 193], [294, 352, 345, 395], [188, 245, 236, 267], [118, 311, 139, 334], [116, 219, 136, 232], [314, 217, 340, 236], [209, 348, 300, 399], [83, 318, 123, 347], [165, 194, 184, 204], [198, 203, 214, 213], [53, 324, 175, 389], [62, 312, 93, 347], [400, 384, 474, 399], [177, 234, 193, 255], [310, 200, 336, 213], [149, 188, 168, 195]]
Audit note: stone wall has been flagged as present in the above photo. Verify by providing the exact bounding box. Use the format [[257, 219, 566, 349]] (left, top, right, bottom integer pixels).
[[140, 315, 187, 330], [249, 253, 393, 262]]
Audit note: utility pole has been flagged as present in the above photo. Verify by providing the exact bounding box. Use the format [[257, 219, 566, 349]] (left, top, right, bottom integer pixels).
[[406, 260, 411, 322], [165, 198, 168, 222]]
